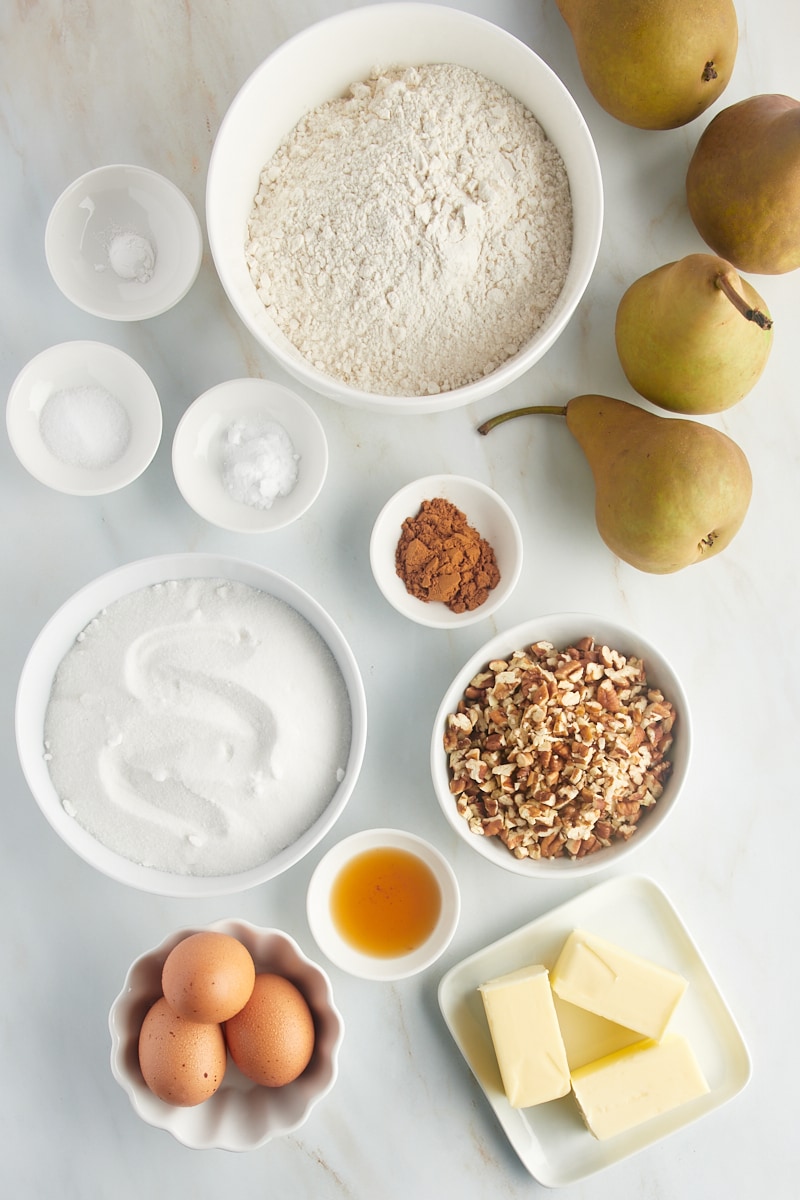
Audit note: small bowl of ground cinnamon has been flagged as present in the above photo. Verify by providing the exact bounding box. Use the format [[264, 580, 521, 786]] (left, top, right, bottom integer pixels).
[[369, 474, 523, 628]]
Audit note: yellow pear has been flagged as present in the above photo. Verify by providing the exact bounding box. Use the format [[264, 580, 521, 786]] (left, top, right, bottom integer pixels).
[[555, 0, 738, 130], [478, 395, 752, 574], [615, 254, 773, 414], [686, 94, 800, 274]]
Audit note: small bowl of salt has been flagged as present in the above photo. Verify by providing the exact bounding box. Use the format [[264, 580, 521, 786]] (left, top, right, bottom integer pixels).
[[172, 377, 328, 532], [6, 340, 163, 495], [45, 164, 203, 321]]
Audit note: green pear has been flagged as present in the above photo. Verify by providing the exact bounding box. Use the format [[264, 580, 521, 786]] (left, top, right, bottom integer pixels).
[[614, 254, 773, 414], [478, 395, 752, 574], [686, 94, 800, 274], [555, 0, 737, 130]]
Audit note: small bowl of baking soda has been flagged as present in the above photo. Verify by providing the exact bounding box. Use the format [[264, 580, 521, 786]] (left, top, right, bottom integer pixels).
[[172, 378, 329, 533], [45, 164, 203, 321], [6, 340, 162, 496]]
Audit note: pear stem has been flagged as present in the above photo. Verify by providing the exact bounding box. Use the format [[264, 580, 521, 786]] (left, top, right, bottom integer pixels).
[[715, 272, 773, 330], [477, 405, 568, 435]]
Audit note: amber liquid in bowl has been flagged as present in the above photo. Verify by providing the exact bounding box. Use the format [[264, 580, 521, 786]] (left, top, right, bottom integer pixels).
[[330, 846, 442, 957]]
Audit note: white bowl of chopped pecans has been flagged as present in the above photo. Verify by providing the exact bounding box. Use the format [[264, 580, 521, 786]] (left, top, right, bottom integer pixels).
[[430, 614, 691, 876]]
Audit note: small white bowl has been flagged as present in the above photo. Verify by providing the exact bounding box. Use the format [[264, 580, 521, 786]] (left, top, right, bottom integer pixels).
[[109, 919, 344, 1151], [15, 553, 367, 897], [206, 2, 602, 413], [172, 378, 328, 532], [45, 164, 203, 321], [431, 613, 691, 878], [370, 474, 522, 628], [306, 827, 461, 982], [6, 340, 162, 495]]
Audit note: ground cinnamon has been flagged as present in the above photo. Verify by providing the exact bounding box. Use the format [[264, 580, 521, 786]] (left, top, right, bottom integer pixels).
[[395, 497, 501, 613]]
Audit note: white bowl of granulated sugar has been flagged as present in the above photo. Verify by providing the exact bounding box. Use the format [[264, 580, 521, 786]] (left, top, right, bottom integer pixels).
[[206, 3, 603, 415], [15, 554, 367, 897]]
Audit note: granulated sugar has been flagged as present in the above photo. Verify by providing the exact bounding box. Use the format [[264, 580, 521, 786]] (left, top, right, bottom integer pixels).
[[39, 384, 131, 468], [43, 578, 352, 876], [246, 63, 573, 396]]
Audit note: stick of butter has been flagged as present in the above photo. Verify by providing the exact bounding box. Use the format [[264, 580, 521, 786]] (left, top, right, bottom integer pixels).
[[479, 964, 571, 1108], [570, 1034, 710, 1140], [550, 929, 688, 1040], [552, 994, 642, 1071]]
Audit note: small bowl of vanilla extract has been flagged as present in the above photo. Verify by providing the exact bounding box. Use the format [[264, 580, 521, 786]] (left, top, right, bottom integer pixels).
[[305, 828, 461, 981]]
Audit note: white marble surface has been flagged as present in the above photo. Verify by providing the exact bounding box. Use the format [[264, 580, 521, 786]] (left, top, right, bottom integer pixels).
[[2, 1, 799, 1195]]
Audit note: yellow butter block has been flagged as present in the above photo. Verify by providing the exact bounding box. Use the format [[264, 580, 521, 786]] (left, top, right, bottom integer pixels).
[[550, 929, 688, 1040], [570, 1034, 710, 1140], [479, 964, 571, 1108], [552, 993, 642, 1071]]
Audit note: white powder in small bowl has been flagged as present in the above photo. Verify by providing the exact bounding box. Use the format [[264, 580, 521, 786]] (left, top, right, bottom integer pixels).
[[39, 384, 131, 469], [107, 231, 156, 283], [221, 418, 299, 509]]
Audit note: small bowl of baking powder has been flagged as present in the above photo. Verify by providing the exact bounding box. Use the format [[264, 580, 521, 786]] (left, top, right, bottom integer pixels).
[[370, 474, 523, 629], [45, 164, 203, 321], [6, 340, 162, 495], [207, 4, 602, 414], [172, 378, 329, 532]]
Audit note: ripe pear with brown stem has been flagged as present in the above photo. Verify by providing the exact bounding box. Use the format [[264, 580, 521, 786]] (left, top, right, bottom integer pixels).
[[615, 254, 773, 414], [555, 0, 738, 130], [686, 94, 800, 274], [478, 396, 752, 574]]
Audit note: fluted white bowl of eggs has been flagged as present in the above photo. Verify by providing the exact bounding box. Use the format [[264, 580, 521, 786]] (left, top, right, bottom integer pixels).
[[109, 919, 344, 1150]]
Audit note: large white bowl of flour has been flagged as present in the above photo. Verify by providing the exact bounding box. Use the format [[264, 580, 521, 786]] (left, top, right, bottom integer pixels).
[[206, 3, 602, 414], [15, 554, 367, 896]]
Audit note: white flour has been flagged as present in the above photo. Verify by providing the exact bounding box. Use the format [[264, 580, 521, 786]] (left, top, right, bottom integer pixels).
[[43, 579, 352, 876], [245, 63, 573, 396]]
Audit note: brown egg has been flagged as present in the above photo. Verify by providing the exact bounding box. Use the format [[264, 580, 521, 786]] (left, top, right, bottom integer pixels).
[[138, 996, 227, 1107], [224, 973, 316, 1087], [162, 931, 256, 1024]]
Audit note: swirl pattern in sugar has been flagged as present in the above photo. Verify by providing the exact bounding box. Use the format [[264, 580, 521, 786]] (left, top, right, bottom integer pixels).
[[43, 578, 352, 875]]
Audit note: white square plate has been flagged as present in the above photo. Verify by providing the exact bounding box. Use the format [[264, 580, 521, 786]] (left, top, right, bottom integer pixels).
[[437, 874, 751, 1187]]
